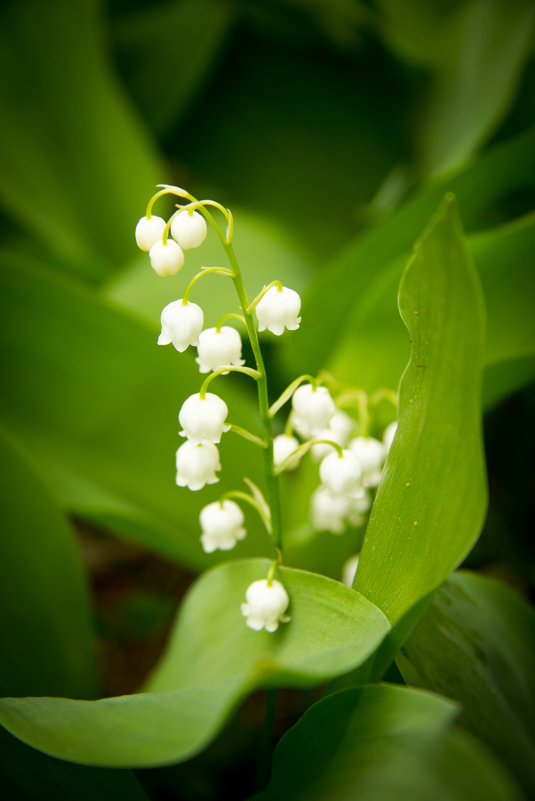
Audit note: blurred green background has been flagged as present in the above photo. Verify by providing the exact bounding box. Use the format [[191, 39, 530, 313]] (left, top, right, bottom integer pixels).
[[0, 0, 534, 734]]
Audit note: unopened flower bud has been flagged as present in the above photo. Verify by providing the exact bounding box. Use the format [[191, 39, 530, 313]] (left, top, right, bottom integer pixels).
[[170, 210, 208, 250], [179, 392, 230, 444], [158, 300, 204, 352], [273, 434, 300, 471], [319, 449, 362, 497], [196, 327, 244, 373], [291, 384, 335, 437], [135, 215, 167, 252], [256, 285, 301, 336], [175, 441, 220, 491], [241, 579, 291, 632], [349, 436, 386, 488], [200, 500, 246, 553], [149, 239, 184, 276]]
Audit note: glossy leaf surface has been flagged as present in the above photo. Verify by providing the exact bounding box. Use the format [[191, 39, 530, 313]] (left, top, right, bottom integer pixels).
[[252, 685, 523, 801], [355, 197, 487, 624], [398, 571, 535, 796], [0, 560, 390, 767]]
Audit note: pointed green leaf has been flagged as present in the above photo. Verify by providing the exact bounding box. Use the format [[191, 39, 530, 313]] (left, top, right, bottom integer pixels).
[[355, 196, 487, 624], [0, 427, 97, 699], [397, 571, 535, 797], [0, 560, 390, 767], [252, 685, 523, 801]]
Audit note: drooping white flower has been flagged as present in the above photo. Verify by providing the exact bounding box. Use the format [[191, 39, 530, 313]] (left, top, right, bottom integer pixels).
[[170, 210, 208, 250], [342, 553, 360, 587], [273, 434, 300, 471], [149, 239, 185, 276], [349, 436, 386, 488], [196, 327, 244, 374], [291, 384, 336, 438], [135, 215, 167, 252], [310, 486, 351, 534], [175, 441, 221, 491], [256, 285, 301, 336], [179, 392, 230, 444], [319, 449, 362, 497], [199, 500, 246, 553], [158, 300, 204, 352], [347, 490, 371, 527], [383, 421, 398, 452], [241, 579, 291, 632], [311, 411, 355, 461]]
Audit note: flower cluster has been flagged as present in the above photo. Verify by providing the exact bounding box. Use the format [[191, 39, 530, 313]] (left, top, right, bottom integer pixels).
[[137, 185, 397, 635]]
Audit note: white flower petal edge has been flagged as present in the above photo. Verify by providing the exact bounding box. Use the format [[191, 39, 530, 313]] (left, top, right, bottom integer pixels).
[[348, 436, 386, 488], [241, 579, 291, 633], [196, 327, 245, 374], [158, 300, 204, 352], [179, 392, 230, 444], [291, 384, 336, 437], [255, 285, 301, 336], [175, 441, 221, 491], [383, 421, 398, 452], [135, 215, 167, 251], [310, 486, 350, 534], [170, 210, 208, 250], [319, 449, 363, 497], [273, 434, 300, 471], [149, 239, 185, 276], [200, 500, 246, 553], [341, 553, 360, 587]]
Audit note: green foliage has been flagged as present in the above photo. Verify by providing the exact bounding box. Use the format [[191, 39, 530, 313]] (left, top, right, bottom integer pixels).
[[398, 571, 535, 797], [0, 560, 389, 767], [251, 685, 523, 801], [0, 427, 97, 699]]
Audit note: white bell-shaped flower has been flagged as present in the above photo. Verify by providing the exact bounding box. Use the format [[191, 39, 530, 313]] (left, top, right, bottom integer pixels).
[[135, 215, 167, 252], [347, 490, 371, 527], [256, 285, 301, 336], [291, 384, 336, 437], [200, 500, 246, 553], [273, 434, 300, 471], [319, 449, 362, 497], [383, 421, 398, 452], [179, 392, 230, 444], [158, 300, 204, 352], [310, 486, 351, 534], [170, 210, 208, 250], [241, 579, 291, 632], [196, 327, 244, 374], [175, 441, 221, 491], [342, 553, 360, 587], [349, 436, 386, 488], [149, 239, 184, 276], [311, 411, 355, 461]]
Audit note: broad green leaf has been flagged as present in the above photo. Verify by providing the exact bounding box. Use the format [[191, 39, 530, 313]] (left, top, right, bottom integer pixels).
[[0, 427, 97, 699], [0, 0, 161, 274], [283, 128, 535, 381], [417, 0, 535, 178], [105, 207, 314, 326], [327, 212, 535, 401], [0, 560, 390, 767], [0, 728, 150, 801], [397, 571, 535, 797], [355, 196, 487, 625], [252, 685, 523, 801], [113, 0, 235, 135], [0, 250, 267, 571]]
